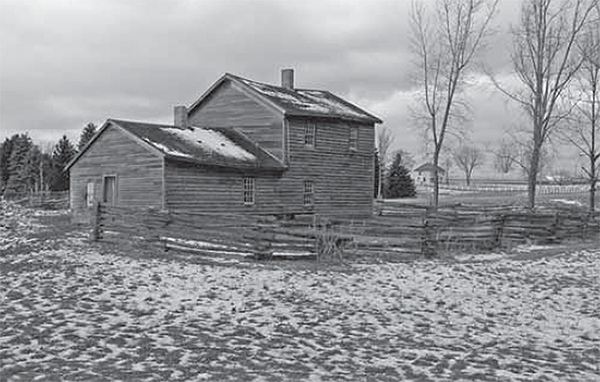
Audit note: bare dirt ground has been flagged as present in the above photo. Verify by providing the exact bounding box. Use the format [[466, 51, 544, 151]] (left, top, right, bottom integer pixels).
[[1, 201, 599, 381]]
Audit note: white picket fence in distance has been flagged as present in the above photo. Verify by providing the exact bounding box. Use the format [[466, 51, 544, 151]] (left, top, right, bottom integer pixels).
[[429, 184, 591, 194]]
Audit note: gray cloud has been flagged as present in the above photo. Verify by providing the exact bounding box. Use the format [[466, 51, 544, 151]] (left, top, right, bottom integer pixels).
[[1, 0, 525, 162]]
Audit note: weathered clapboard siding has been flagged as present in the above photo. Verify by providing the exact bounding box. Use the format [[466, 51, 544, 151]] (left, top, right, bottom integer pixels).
[[188, 80, 284, 160], [279, 117, 375, 217], [70, 124, 164, 223], [164, 160, 286, 215], [70, 72, 380, 222]]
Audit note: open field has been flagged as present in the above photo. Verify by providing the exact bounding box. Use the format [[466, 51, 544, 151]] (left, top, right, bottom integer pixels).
[[397, 189, 600, 210], [1, 201, 599, 381]]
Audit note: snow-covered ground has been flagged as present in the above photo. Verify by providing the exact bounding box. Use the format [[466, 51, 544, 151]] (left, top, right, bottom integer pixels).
[[1, 203, 599, 381]]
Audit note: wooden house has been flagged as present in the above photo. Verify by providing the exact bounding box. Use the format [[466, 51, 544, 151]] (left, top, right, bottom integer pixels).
[[413, 163, 446, 187], [67, 69, 382, 222]]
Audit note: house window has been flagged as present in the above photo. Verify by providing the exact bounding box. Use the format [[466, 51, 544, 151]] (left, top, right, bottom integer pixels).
[[304, 121, 316, 147], [303, 180, 314, 206], [349, 126, 358, 150], [243, 177, 255, 205], [102, 176, 117, 205], [86, 181, 95, 208]]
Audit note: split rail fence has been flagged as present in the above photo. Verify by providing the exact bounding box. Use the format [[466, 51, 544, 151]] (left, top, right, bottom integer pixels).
[[4, 191, 69, 210], [91, 202, 600, 260], [91, 203, 343, 261]]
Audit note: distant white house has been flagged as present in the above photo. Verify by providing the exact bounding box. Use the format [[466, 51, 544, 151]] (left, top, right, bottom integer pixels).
[[413, 163, 446, 186]]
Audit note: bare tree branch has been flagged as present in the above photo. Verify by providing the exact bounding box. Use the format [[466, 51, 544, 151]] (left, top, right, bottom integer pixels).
[[409, 0, 498, 206], [493, 0, 596, 209], [453, 144, 485, 186]]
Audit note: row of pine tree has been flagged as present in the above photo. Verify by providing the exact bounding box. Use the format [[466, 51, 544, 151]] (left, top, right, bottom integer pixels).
[[0, 123, 97, 196]]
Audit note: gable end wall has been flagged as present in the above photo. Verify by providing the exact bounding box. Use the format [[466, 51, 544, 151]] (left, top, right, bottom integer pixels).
[[69, 124, 164, 222], [187, 80, 284, 160]]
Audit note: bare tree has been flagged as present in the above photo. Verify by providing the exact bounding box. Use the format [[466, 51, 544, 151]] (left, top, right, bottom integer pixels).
[[492, 0, 596, 209], [515, 141, 552, 179], [493, 139, 516, 174], [453, 144, 484, 186], [376, 126, 395, 199], [443, 155, 453, 185], [409, 0, 497, 206], [562, 1, 600, 211]]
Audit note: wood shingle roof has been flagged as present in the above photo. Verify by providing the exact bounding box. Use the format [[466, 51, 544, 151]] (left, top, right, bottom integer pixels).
[[66, 119, 286, 172], [188, 73, 382, 124]]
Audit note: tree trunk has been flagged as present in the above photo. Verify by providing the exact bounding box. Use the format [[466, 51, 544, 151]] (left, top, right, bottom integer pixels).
[[590, 157, 596, 212], [528, 142, 542, 210], [433, 150, 440, 208], [379, 163, 383, 200]]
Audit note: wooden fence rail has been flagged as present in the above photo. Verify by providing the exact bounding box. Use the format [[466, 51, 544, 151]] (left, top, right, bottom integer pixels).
[[92, 202, 600, 260], [92, 203, 339, 260], [4, 191, 69, 210]]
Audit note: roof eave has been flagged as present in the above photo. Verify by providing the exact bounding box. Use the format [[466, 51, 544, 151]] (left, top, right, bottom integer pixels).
[[284, 111, 381, 124], [164, 155, 286, 173], [64, 120, 112, 172]]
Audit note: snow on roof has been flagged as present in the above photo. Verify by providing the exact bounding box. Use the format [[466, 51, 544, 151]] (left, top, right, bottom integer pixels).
[[236, 76, 381, 123], [414, 163, 446, 173], [164, 127, 256, 162], [143, 140, 194, 159], [109, 120, 285, 171]]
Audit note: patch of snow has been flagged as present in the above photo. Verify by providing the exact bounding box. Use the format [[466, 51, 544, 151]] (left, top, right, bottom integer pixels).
[[169, 127, 256, 161], [514, 244, 556, 253], [142, 139, 193, 158], [299, 90, 368, 118], [551, 199, 584, 206], [454, 253, 506, 262]]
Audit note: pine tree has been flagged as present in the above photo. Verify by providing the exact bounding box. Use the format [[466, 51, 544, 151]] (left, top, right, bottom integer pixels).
[[0, 136, 16, 194], [5, 134, 33, 195], [18, 145, 42, 193], [78, 122, 97, 151], [385, 152, 416, 198], [50, 135, 77, 191]]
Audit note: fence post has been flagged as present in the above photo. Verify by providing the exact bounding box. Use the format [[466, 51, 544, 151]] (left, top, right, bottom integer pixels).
[[422, 207, 436, 257], [253, 226, 273, 260], [91, 201, 101, 241]]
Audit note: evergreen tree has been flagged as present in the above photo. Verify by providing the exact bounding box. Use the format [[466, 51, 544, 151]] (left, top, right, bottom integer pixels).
[[385, 152, 416, 198], [50, 135, 77, 191], [5, 134, 34, 195], [18, 145, 42, 193], [78, 122, 97, 151], [0, 136, 17, 194]]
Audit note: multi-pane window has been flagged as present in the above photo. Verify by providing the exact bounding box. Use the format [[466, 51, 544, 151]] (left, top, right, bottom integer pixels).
[[349, 126, 358, 150], [304, 121, 316, 146], [303, 180, 314, 206], [243, 177, 255, 205]]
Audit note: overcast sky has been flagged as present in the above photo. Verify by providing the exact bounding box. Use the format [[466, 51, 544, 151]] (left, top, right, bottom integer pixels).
[[3, 0, 582, 173]]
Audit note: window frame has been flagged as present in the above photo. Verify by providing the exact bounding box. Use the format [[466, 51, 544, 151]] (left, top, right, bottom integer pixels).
[[102, 175, 117, 205], [303, 180, 314, 207], [349, 125, 359, 151], [304, 120, 316, 147], [243, 177, 255, 205]]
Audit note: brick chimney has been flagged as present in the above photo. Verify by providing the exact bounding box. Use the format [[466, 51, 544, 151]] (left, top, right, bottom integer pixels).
[[174, 105, 187, 128], [281, 69, 294, 90]]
